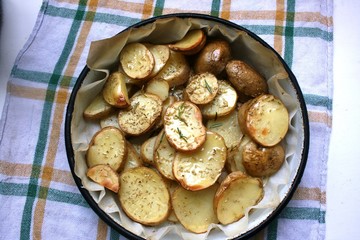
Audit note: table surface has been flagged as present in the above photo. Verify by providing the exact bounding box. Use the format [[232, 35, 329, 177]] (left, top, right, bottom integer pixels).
[[1, 1, 360, 239]]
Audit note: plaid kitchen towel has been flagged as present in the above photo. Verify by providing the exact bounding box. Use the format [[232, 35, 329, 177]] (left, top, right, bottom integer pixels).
[[0, 0, 332, 240]]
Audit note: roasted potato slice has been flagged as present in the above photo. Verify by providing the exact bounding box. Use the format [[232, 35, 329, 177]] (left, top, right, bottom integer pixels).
[[164, 101, 206, 152], [152, 50, 190, 87], [154, 130, 177, 181], [146, 44, 170, 77], [242, 141, 285, 177], [140, 135, 157, 166], [206, 110, 243, 150], [86, 164, 119, 193], [173, 131, 226, 191], [214, 172, 264, 225], [238, 94, 289, 147], [226, 60, 268, 98], [102, 72, 130, 108], [118, 167, 170, 226], [194, 39, 231, 76], [168, 29, 206, 55], [145, 79, 170, 101], [172, 184, 219, 233], [83, 93, 114, 120], [201, 80, 238, 119], [120, 43, 154, 80], [86, 127, 127, 171], [185, 72, 218, 105], [123, 142, 143, 171], [118, 93, 162, 136]]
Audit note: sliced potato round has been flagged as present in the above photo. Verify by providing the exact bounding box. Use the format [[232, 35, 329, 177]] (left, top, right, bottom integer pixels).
[[146, 44, 170, 77], [238, 94, 289, 147], [119, 167, 170, 226], [173, 131, 226, 191], [152, 50, 190, 87], [86, 126, 127, 171], [154, 130, 177, 180], [201, 80, 238, 119], [86, 164, 119, 193], [164, 101, 206, 152], [214, 172, 264, 225], [206, 110, 243, 150], [123, 142, 143, 171], [145, 79, 170, 101], [83, 93, 114, 120], [185, 72, 218, 105], [226, 60, 268, 98], [172, 184, 219, 233], [168, 29, 206, 55], [194, 39, 231, 76], [242, 141, 285, 177], [120, 43, 154, 80], [140, 135, 157, 166], [118, 93, 162, 136], [102, 72, 130, 108]]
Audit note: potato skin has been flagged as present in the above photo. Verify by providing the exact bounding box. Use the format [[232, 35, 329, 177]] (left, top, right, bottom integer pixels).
[[242, 141, 285, 177], [194, 40, 231, 76], [226, 60, 268, 98]]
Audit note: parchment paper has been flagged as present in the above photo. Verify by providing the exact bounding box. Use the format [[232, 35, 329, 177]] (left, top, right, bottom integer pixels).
[[71, 17, 304, 240]]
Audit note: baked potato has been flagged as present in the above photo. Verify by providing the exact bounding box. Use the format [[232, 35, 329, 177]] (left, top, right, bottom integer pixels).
[[168, 29, 206, 55], [172, 184, 219, 233], [242, 140, 285, 177], [86, 164, 119, 193], [238, 94, 289, 147], [194, 39, 231, 76], [86, 126, 127, 171], [226, 60, 268, 98], [185, 72, 219, 105], [102, 71, 130, 108], [173, 131, 226, 191], [118, 167, 171, 226], [214, 171, 264, 225], [163, 101, 206, 152]]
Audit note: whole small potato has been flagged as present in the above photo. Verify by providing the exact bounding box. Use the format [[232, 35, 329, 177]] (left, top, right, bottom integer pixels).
[[242, 141, 285, 177], [226, 60, 268, 98], [194, 40, 231, 76]]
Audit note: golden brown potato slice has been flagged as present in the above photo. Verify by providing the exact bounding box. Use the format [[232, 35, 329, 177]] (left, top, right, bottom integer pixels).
[[214, 172, 264, 225], [194, 39, 231, 76], [118, 93, 162, 136], [145, 79, 170, 101], [86, 164, 119, 193], [201, 80, 238, 119], [172, 184, 219, 233], [102, 72, 130, 108], [122, 142, 143, 171], [140, 135, 157, 166], [242, 141, 285, 177], [168, 29, 206, 55], [83, 93, 114, 120], [86, 127, 127, 171], [173, 131, 226, 191], [164, 101, 206, 152], [206, 110, 243, 150], [154, 130, 177, 181], [120, 43, 154, 80], [226, 60, 268, 98], [238, 94, 289, 147], [185, 72, 218, 105], [146, 44, 170, 77], [118, 167, 170, 226], [152, 50, 190, 87]]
